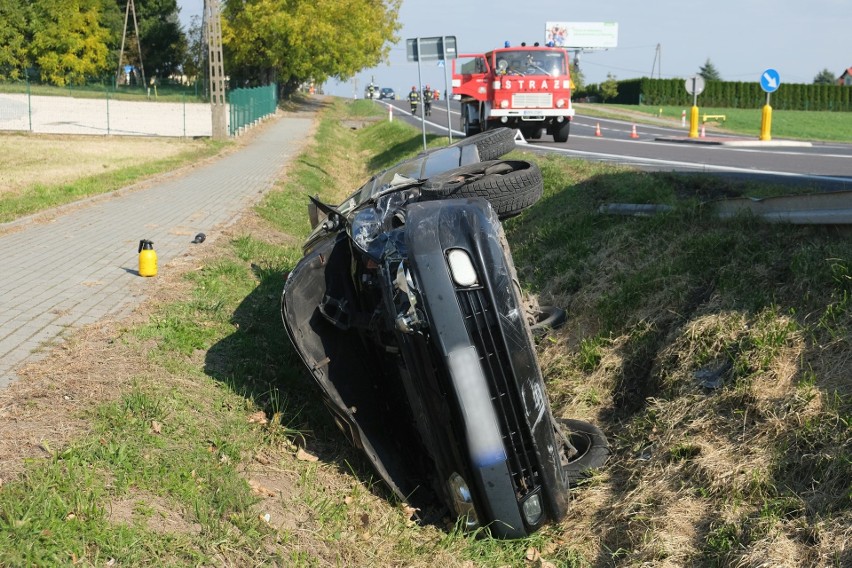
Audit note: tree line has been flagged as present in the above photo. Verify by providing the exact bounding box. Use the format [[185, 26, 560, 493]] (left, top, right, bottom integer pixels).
[[0, 0, 400, 98]]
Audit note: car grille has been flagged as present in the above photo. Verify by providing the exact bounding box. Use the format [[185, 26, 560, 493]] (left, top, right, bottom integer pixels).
[[456, 288, 541, 498], [511, 93, 552, 108]]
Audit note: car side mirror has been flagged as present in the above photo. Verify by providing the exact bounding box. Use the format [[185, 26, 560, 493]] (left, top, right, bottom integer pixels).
[[308, 196, 320, 229]]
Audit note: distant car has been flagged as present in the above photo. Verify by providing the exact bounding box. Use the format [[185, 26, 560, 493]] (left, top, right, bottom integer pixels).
[[379, 87, 396, 100]]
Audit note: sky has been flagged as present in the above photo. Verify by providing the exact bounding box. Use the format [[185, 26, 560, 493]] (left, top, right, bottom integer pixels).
[[177, 0, 851, 97]]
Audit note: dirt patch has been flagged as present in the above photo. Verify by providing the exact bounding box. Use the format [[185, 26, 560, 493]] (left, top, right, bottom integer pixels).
[[107, 491, 202, 536]]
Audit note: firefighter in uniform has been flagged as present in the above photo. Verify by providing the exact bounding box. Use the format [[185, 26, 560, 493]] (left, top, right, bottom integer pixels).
[[422, 84, 434, 116], [367, 83, 375, 99], [408, 86, 420, 115]]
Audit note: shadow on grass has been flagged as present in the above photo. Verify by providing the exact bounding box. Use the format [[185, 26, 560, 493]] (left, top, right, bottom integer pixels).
[[202, 264, 394, 504]]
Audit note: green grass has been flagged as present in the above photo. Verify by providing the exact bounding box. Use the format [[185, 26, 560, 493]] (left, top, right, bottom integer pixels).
[[1, 97, 849, 566], [0, 80, 208, 103], [577, 102, 852, 142]]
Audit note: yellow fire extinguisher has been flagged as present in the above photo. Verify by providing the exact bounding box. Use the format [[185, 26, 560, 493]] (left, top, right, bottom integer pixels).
[[138, 239, 157, 277]]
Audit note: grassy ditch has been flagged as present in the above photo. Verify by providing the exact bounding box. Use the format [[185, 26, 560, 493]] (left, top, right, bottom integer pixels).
[[0, 98, 849, 567]]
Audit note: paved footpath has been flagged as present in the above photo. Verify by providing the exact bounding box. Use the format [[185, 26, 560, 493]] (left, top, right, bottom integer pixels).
[[0, 112, 315, 388]]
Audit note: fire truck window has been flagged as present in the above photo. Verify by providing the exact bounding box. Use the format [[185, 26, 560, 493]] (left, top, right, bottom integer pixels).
[[497, 59, 508, 73]]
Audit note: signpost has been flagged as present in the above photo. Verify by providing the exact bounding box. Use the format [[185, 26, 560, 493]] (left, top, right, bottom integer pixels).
[[684, 75, 705, 138], [759, 68, 780, 141], [407, 36, 457, 149]]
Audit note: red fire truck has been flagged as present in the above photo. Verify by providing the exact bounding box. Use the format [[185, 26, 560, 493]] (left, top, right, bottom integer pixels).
[[452, 44, 574, 142]]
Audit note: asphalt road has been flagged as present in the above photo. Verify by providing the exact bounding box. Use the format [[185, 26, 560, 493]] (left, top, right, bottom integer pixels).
[[377, 98, 852, 191]]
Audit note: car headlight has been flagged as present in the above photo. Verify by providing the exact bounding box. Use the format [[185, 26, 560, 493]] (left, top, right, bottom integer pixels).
[[449, 472, 479, 529], [447, 249, 478, 287], [556, 99, 565, 108], [500, 99, 509, 109]]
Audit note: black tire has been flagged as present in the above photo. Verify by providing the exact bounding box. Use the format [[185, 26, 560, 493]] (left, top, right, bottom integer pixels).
[[463, 114, 480, 137], [553, 120, 571, 143], [419, 159, 543, 219], [454, 127, 515, 161], [529, 305, 567, 336], [556, 418, 610, 483]]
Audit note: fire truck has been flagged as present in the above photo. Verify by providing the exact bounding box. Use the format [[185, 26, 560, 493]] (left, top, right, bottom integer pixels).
[[452, 43, 574, 142]]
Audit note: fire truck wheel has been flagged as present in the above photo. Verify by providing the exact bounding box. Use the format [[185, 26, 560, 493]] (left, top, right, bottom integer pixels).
[[453, 127, 515, 161], [553, 120, 571, 143], [556, 418, 610, 484], [419, 159, 543, 219], [463, 115, 481, 137]]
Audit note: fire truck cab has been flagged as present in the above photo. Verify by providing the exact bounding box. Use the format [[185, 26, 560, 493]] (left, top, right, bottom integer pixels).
[[452, 45, 574, 142]]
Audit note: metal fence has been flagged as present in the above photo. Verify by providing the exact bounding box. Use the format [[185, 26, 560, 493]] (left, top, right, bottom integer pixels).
[[229, 84, 278, 136], [0, 82, 279, 138]]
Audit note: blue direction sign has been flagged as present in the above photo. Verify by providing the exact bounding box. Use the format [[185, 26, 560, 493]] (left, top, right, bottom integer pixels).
[[760, 68, 780, 93]]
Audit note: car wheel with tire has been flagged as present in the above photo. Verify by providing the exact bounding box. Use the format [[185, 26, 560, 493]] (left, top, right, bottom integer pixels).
[[529, 305, 567, 336], [556, 418, 610, 484], [419, 159, 543, 219], [453, 127, 516, 161]]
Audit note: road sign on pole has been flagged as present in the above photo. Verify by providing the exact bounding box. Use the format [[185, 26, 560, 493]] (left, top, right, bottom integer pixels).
[[407, 36, 458, 148], [759, 69, 780, 141], [406, 36, 457, 62], [684, 75, 705, 139], [684, 75, 705, 96], [760, 68, 780, 93]]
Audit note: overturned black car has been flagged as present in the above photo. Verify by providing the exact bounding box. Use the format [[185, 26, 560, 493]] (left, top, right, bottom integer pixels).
[[280, 129, 608, 538]]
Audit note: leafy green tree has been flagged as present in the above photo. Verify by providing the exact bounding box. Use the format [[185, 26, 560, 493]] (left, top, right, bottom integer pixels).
[[813, 68, 836, 85], [0, 0, 29, 80], [600, 73, 618, 102], [29, 0, 114, 85], [132, 0, 186, 81], [570, 61, 585, 92], [222, 0, 401, 97], [181, 14, 204, 84], [698, 58, 721, 81]]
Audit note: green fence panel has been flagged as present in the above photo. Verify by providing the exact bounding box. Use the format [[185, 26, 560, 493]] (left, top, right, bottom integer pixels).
[[228, 84, 278, 136]]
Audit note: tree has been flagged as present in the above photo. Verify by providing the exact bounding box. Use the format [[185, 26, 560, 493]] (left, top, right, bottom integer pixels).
[[29, 0, 115, 86], [698, 58, 721, 81], [600, 73, 618, 102], [570, 61, 585, 92], [222, 0, 401, 98], [112, 0, 186, 82], [0, 0, 29, 80], [181, 14, 204, 84], [813, 68, 836, 85]]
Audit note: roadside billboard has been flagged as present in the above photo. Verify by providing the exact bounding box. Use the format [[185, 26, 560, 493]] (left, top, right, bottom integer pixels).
[[545, 22, 619, 49]]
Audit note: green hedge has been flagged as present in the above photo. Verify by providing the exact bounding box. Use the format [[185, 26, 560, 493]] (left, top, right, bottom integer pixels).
[[582, 78, 852, 111]]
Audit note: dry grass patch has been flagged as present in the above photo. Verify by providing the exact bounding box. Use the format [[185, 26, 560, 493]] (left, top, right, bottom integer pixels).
[[0, 133, 209, 196]]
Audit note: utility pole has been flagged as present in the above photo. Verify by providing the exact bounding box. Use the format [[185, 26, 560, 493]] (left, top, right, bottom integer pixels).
[[205, 0, 227, 139], [650, 43, 661, 79], [115, 0, 146, 89]]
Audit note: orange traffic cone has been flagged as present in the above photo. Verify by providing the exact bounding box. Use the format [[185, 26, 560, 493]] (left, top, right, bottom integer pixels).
[[630, 124, 639, 139], [700, 124, 706, 138], [595, 123, 602, 137]]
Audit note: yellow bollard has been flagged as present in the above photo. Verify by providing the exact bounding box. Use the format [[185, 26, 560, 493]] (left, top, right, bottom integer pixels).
[[688, 105, 700, 138], [759, 104, 772, 141]]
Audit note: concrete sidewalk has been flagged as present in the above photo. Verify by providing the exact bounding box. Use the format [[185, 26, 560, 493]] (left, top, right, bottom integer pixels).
[[0, 111, 315, 388]]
